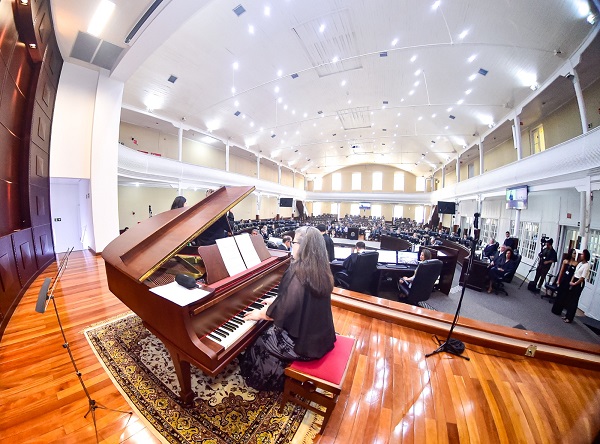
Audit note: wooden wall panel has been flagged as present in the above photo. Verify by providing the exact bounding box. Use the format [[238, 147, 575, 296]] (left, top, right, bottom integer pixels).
[[0, 123, 20, 185], [0, 181, 21, 236], [43, 35, 61, 87], [28, 142, 48, 189], [11, 228, 37, 287], [29, 101, 51, 152], [0, 235, 21, 324], [31, 224, 54, 269], [33, 0, 51, 56], [0, 1, 18, 64], [28, 184, 51, 227], [34, 66, 56, 118], [0, 69, 28, 137], [8, 39, 33, 96]]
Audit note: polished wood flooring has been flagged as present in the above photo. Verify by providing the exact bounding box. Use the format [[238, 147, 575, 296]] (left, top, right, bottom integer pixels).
[[1, 251, 599, 443]]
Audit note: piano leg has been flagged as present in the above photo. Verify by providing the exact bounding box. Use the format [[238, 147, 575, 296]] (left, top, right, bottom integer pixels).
[[167, 346, 195, 406]]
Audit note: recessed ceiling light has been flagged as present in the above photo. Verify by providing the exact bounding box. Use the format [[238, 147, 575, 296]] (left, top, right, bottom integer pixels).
[[397, 112, 401, 116], [447, 107, 453, 112], [458, 29, 468, 39], [401, 98, 405, 102], [274, 86, 280, 93], [530, 83, 539, 91], [409, 90, 414, 95], [457, 99, 464, 105], [348, 99, 352, 104], [234, 100, 239, 106], [264, 6, 270, 16], [332, 56, 339, 63], [432, 1, 441, 10], [465, 89, 472, 95], [467, 54, 476, 63], [292, 110, 295, 114], [250, 122, 255, 127], [445, 126, 449, 130], [341, 80, 346, 86], [283, 104, 288, 110], [432, 113, 437, 118], [248, 24, 255, 34], [414, 81, 420, 87], [277, 69, 283, 77], [391, 38, 398, 46], [410, 55, 417, 62], [415, 69, 421, 76], [468, 74, 477, 81], [418, 116, 423, 121], [231, 86, 236, 94], [277, 97, 282, 103], [319, 24, 326, 33]]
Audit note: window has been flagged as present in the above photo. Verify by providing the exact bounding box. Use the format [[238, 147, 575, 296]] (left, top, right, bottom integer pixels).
[[531, 124, 546, 154], [468, 162, 475, 179], [480, 218, 498, 244], [371, 204, 382, 218], [372, 171, 382, 191], [332, 172, 341, 191], [351, 172, 361, 190], [394, 172, 405, 191], [331, 202, 339, 216], [350, 203, 360, 215], [517, 221, 539, 260], [415, 205, 424, 223], [587, 229, 600, 285], [313, 177, 322, 191], [416, 176, 426, 192], [393, 204, 404, 218], [312, 202, 322, 216]]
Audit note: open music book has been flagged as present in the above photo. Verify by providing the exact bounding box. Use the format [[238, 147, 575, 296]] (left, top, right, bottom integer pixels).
[[216, 233, 262, 276]]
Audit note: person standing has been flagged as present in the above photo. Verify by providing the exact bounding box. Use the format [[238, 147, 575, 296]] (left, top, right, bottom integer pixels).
[[530, 239, 557, 292], [318, 224, 335, 262], [239, 226, 336, 391], [552, 249, 591, 323], [551, 249, 578, 317]]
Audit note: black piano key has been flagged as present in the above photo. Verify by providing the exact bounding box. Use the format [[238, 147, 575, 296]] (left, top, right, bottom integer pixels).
[[214, 329, 228, 337], [230, 318, 244, 325], [250, 302, 264, 310], [224, 321, 239, 330], [208, 333, 221, 342], [221, 324, 235, 332]]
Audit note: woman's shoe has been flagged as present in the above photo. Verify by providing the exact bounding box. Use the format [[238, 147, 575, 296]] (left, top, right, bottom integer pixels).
[[563, 318, 572, 323]]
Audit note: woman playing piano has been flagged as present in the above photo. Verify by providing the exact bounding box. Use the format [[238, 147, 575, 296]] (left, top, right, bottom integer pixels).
[[239, 225, 336, 391]]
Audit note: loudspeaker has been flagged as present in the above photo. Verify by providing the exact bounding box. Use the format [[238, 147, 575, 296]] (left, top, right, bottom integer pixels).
[[347, 228, 359, 239]]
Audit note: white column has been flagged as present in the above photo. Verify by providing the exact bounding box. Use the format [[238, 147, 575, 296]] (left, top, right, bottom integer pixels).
[[278, 163, 282, 184], [225, 140, 230, 172], [479, 137, 484, 175], [177, 126, 183, 194], [571, 69, 589, 134], [256, 154, 260, 180], [577, 180, 591, 250], [513, 114, 522, 161], [456, 156, 460, 183], [441, 165, 446, 188], [514, 209, 521, 239]]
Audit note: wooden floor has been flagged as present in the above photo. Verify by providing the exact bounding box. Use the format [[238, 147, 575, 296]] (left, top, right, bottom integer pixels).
[[1, 251, 599, 443]]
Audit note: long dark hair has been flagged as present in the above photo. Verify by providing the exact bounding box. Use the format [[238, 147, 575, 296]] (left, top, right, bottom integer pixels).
[[292, 226, 333, 297], [171, 196, 186, 209]]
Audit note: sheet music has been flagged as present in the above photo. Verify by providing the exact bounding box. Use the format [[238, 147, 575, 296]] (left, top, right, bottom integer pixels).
[[234, 233, 262, 268], [216, 236, 247, 276], [150, 282, 211, 306]]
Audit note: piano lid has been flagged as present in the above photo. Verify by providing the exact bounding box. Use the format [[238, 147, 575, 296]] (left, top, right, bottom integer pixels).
[[102, 186, 254, 282]]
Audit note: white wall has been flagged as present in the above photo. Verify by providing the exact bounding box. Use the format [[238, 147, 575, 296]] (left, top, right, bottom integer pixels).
[[49, 180, 84, 253]]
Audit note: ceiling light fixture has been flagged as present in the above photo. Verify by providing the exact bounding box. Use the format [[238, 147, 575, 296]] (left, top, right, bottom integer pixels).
[[410, 55, 417, 62], [432, 1, 441, 10], [391, 38, 398, 46], [319, 24, 326, 33], [457, 99, 464, 105], [264, 6, 270, 16], [232, 61, 239, 70], [87, 0, 116, 37], [467, 54, 476, 63], [458, 29, 468, 39], [468, 74, 477, 81], [248, 24, 255, 34], [332, 56, 339, 63], [277, 69, 283, 77], [341, 80, 346, 86], [465, 89, 472, 95]]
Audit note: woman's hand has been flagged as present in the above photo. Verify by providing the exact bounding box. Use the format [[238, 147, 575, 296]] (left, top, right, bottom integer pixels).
[[244, 310, 267, 321]]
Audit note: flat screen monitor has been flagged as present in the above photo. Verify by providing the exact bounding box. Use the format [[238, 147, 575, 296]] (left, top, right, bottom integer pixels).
[[437, 201, 456, 214], [279, 197, 293, 207], [506, 186, 528, 210]]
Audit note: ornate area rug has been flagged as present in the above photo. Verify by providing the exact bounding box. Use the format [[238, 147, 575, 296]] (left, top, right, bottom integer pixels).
[[84, 313, 318, 443]]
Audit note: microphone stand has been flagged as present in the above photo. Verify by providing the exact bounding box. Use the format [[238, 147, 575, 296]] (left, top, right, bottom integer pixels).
[[36, 248, 132, 443], [426, 213, 481, 361]]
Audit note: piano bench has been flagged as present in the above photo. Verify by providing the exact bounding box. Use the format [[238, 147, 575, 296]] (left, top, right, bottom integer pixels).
[[280, 334, 355, 434]]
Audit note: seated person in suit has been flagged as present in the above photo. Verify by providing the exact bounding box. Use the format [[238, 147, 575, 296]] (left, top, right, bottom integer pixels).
[[503, 231, 516, 249], [278, 235, 292, 251], [341, 241, 366, 274], [482, 238, 499, 260], [398, 249, 432, 294], [487, 247, 517, 293]]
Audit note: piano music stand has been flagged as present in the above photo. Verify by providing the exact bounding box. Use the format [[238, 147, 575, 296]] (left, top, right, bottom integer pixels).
[[35, 248, 132, 443]]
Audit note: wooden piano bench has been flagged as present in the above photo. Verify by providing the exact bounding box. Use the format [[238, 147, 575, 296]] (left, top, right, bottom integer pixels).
[[280, 334, 355, 434]]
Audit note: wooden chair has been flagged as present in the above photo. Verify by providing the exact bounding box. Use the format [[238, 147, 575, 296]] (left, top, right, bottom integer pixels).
[[280, 335, 355, 434]]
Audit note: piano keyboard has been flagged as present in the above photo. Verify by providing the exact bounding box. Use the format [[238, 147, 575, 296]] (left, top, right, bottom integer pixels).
[[205, 286, 279, 349]]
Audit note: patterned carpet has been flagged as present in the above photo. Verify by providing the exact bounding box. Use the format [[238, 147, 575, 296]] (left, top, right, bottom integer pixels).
[[84, 314, 318, 443]]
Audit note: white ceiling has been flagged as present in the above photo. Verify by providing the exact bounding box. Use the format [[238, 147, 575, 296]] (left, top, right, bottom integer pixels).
[[50, 0, 599, 180]]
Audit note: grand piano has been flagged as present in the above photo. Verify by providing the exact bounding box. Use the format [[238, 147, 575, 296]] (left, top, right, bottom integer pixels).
[[102, 186, 290, 404]]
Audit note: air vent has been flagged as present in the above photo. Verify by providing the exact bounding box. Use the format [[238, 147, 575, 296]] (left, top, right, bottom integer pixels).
[[168, 75, 177, 83], [234, 111, 241, 116], [383, 100, 388, 104], [478, 68, 488, 76], [291, 73, 299, 79], [271, 134, 276, 138], [317, 110, 323, 114], [70, 31, 124, 71], [233, 4, 246, 16], [449, 115, 456, 119], [380, 52, 387, 57]]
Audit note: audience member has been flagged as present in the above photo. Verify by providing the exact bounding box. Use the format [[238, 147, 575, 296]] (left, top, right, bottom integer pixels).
[[341, 241, 366, 274], [503, 231, 516, 249], [278, 235, 292, 251], [170, 195, 186, 209], [551, 249, 590, 323], [317, 224, 335, 262], [487, 247, 517, 293], [482, 238, 499, 260], [398, 249, 432, 294]]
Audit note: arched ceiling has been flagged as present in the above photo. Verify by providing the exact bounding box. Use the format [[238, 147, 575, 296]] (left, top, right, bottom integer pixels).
[[51, 0, 599, 180]]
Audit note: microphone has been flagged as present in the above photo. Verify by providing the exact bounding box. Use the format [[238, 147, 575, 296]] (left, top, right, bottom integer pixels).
[[175, 273, 199, 289]]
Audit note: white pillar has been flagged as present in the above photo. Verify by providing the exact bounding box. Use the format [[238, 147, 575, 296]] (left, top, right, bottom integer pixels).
[[256, 154, 260, 180], [278, 163, 281, 184], [177, 126, 183, 194], [456, 156, 460, 183], [514, 209, 521, 239], [225, 140, 230, 172], [577, 180, 591, 250], [441, 165, 446, 188], [479, 137, 484, 175], [571, 69, 589, 134], [513, 114, 522, 161]]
